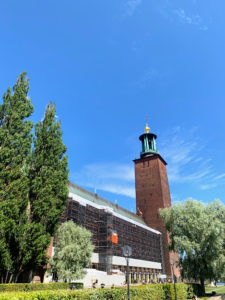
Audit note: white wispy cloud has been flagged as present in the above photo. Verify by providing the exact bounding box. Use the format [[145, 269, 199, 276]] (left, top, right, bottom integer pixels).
[[150, 1, 209, 31], [137, 68, 164, 88], [160, 127, 224, 189], [200, 183, 217, 191], [123, 0, 142, 17], [82, 163, 134, 182], [93, 183, 135, 198], [214, 173, 225, 180], [71, 162, 135, 198], [173, 8, 208, 30], [174, 9, 200, 25]]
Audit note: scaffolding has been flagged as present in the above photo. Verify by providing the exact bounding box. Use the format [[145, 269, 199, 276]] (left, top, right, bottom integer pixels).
[[98, 210, 113, 273], [59, 198, 162, 274]]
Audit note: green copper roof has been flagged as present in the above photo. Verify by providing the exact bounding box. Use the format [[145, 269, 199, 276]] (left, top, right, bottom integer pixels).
[[68, 181, 147, 226], [139, 133, 158, 158]]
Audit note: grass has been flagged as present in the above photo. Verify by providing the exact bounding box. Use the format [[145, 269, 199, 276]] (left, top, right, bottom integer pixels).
[[205, 285, 225, 294]]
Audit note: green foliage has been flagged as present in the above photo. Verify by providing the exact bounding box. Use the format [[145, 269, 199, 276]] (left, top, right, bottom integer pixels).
[[0, 282, 70, 292], [0, 283, 188, 300], [69, 283, 84, 290], [160, 199, 225, 294], [161, 283, 189, 300], [0, 74, 68, 282], [26, 102, 69, 272], [129, 283, 187, 300], [187, 283, 203, 298], [30, 102, 68, 235], [49, 221, 94, 282], [0, 72, 33, 281]]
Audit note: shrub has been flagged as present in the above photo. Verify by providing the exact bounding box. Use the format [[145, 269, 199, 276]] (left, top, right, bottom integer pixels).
[[0, 282, 70, 293], [131, 284, 165, 300], [187, 283, 203, 297], [0, 283, 189, 300], [0, 290, 90, 300], [175, 283, 188, 300], [69, 283, 84, 290]]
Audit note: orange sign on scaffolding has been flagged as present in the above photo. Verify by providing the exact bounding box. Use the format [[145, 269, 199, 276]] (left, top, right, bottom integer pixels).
[[107, 231, 118, 244]]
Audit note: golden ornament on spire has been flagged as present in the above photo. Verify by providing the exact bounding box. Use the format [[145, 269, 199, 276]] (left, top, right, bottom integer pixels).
[[145, 123, 150, 133]]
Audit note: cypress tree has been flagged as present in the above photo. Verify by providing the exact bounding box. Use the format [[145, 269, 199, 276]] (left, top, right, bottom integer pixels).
[[0, 75, 69, 283], [28, 102, 68, 271], [0, 73, 33, 282]]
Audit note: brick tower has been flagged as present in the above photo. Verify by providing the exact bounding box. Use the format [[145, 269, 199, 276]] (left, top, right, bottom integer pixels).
[[134, 124, 178, 277]]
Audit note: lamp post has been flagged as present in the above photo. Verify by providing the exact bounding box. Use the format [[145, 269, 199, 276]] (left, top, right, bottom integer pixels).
[[170, 260, 178, 300], [122, 246, 132, 300]]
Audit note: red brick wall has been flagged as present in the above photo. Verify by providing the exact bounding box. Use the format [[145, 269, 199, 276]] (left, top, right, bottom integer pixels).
[[134, 154, 178, 277], [47, 237, 54, 258]]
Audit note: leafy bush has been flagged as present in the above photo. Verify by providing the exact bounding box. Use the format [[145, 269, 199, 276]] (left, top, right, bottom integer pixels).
[[0, 283, 188, 300], [187, 283, 203, 297], [175, 283, 188, 300], [69, 283, 84, 290], [0, 282, 70, 293]]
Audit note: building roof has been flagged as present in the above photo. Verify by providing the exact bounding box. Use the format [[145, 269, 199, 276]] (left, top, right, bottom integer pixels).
[[68, 181, 161, 235]]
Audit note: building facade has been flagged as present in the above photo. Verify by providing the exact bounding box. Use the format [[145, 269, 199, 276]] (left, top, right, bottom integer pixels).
[[58, 181, 164, 282], [45, 124, 178, 284]]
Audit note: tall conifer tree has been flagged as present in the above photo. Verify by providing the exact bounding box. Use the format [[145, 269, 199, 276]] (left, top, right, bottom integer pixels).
[[30, 102, 68, 234], [29, 102, 68, 262], [0, 74, 69, 282], [0, 73, 33, 282]]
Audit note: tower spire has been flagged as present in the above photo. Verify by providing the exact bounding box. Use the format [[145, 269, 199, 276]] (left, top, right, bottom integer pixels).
[[145, 123, 150, 133]]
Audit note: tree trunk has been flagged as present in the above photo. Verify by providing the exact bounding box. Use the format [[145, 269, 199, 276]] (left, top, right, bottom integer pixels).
[[14, 272, 20, 283], [200, 277, 205, 296], [8, 274, 13, 283], [28, 270, 33, 283], [18, 270, 33, 283], [5, 270, 9, 283]]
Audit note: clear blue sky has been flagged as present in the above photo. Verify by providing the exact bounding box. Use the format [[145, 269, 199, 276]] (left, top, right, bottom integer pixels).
[[0, 0, 224, 211]]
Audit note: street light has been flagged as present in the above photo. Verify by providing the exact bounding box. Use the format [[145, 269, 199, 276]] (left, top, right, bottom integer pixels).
[[122, 246, 132, 300], [170, 260, 178, 300]]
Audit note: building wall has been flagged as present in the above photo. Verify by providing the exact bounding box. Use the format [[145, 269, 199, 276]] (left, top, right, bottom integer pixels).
[[112, 215, 161, 262], [59, 194, 163, 274]]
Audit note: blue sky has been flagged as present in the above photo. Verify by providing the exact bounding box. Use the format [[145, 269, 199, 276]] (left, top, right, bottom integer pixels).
[[0, 0, 224, 211]]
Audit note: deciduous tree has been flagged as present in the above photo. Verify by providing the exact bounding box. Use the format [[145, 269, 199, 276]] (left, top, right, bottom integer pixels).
[[160, 199, 225, 295], [49, 221, 94, 282]]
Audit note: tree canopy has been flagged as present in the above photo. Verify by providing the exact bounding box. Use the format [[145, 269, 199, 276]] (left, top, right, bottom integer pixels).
[[49, 221, 94, 282], [0, 73, 68, 283], [160, 199, 225, 294], [30, 102, 68, 236], [0, 73, 34, 282]]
